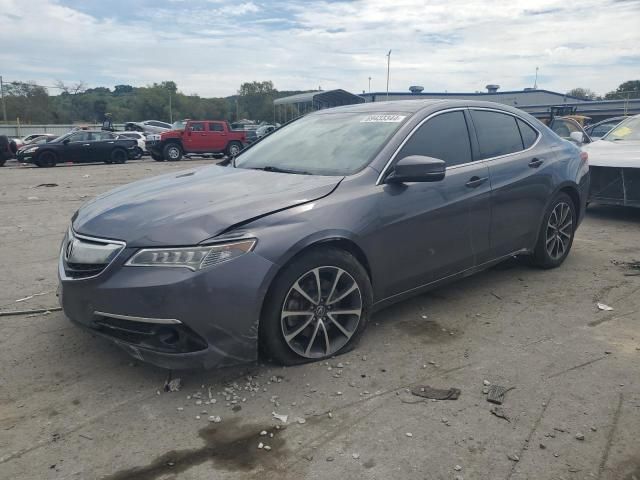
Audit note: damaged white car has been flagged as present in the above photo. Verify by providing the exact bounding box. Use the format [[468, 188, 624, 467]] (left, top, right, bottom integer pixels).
[[582, 115, 640, 208]]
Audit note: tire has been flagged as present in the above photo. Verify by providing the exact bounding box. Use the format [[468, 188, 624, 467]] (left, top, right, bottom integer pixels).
[[111, 148, 128, 164], [131, 147, 143, 160], [260, 247, 373, 365], [0, 158, 6, 167], [163, 143, 183, 161], [226, 141, 242, 158], [151, 153, 164, 162], [530, 192, 576, 269], [36, 151, 57, 168]]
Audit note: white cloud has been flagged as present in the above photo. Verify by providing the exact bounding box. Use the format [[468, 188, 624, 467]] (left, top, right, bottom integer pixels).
[[0, 0, 638, 97]]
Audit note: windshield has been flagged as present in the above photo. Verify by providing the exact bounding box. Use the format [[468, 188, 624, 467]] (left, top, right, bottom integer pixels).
[[51, 132, 72, 143], [603, 116, 640, 142], [171, 120, 187, 130], [235, 112, 408, 175]]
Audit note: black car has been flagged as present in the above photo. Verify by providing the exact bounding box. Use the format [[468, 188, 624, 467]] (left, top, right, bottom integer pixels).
[[16, 130, 137, 167]]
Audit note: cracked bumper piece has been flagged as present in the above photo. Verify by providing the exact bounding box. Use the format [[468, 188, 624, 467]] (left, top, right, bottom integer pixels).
[[59, 250, 277, 369]]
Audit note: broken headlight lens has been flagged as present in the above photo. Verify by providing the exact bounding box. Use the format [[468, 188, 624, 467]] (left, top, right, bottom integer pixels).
[[125, 239, 256, 271]]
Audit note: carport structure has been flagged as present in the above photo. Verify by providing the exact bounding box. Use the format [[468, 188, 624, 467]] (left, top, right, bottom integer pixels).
[[273, 89, 364, 123]]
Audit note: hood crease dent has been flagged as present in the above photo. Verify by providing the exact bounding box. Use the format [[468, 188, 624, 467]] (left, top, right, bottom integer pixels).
[[73, 165, 343, 247]]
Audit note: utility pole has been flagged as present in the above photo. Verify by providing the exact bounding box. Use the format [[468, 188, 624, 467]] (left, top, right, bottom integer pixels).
[[169, 92, 173, 123], [368, 76, 372, 93], [386, 50, 392, 99], [534, 66, 539, 89], [0, 75, 7, 123]]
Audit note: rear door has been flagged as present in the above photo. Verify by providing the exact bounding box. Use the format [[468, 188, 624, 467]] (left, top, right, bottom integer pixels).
[[183, 122, 208, 152], [469, 109, 554, 259], [208, 122, 228, 151], [375, 109, 492, 298], [89, 132, 117, 161]]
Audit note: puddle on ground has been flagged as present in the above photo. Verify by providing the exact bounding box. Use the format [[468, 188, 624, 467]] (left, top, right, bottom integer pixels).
[[392, 319, 457, 343], [103, 418, 289, 480]]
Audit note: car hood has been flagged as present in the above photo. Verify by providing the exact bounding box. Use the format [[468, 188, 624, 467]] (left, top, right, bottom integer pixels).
[[582, 140, 640, 168], [73, 165, 343, 246]]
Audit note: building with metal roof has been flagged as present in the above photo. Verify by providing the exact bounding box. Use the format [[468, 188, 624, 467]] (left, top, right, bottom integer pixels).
[[273, 89, 364, 123]]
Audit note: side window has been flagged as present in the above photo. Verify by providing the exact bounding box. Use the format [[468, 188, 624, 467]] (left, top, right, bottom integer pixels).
[[190, 122, 205, 132], [209, 123, 224, 132], [517, 119, 538, 149], [591, 124, 614, 137], [69, 132, 90, 142], [90, 132, 113, 141], [471, 110, 524, 159], [397, 111, 472, 167]]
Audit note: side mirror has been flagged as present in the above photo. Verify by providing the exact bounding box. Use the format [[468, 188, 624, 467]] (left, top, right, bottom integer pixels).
[[385, 155, 446, 184], [569, 131, 585, 145], [63, 138, 70, 145]]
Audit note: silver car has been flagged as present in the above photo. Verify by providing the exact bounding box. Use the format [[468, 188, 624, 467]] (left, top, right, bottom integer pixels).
[[59, 100, 589, 369]]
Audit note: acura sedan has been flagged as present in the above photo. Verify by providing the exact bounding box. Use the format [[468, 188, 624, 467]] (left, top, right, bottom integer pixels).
[[59, 100, 589, 369]]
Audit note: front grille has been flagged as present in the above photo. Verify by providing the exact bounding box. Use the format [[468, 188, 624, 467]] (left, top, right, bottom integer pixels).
[[61, 230, 125, 280]]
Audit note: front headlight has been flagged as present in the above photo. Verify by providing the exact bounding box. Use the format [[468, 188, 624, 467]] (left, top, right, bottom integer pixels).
[[125, 239, 256, 271], [24, 146, 39, 153]]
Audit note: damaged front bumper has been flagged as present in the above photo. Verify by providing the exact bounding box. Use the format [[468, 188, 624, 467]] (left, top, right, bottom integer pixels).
[[59, 244, 277, 369], [589, 166, 640, 208]]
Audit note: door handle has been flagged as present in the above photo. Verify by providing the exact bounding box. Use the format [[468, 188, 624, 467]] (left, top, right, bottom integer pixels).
[[82, 144, 90, 146], [529, 158, 544, 168], [465, 176, 488, 188]]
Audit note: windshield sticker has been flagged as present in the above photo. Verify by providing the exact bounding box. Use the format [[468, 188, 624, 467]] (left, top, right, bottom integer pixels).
[[360, 114, 407, 123], [612, 126, 632, 138]]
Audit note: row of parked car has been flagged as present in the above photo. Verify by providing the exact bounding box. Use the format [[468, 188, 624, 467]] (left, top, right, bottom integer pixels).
[[0, 119, 280, 167]]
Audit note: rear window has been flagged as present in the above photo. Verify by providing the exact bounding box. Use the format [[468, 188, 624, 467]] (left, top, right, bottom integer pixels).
[[471, 110, 524, 159], [517, 119, 538, 149]]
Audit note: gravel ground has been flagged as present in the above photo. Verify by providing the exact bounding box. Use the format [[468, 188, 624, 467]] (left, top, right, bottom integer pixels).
[[1, 159, 639, 480]]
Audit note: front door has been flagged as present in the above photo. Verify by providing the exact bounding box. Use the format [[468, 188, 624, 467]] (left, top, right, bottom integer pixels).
[[373, 109, 491, 300], [183, 122, 209, 152], [63, 131, 91, 162], [88, 132, 116, 161]]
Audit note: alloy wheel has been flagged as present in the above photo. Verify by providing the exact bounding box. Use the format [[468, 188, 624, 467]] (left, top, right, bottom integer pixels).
[[229, 144, 240, 156], [281, 266, 362, 359], [168, 146, 180, 160], [545, 201, 573, 260]]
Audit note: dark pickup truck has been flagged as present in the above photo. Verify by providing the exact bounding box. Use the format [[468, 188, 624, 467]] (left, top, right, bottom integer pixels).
[[146, 120, 247, 161]]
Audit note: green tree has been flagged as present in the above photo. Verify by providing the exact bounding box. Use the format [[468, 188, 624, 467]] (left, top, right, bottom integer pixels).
[[605, 80, 640, 100], [566, 88, 599, 100], [237, 81, 277, 122]]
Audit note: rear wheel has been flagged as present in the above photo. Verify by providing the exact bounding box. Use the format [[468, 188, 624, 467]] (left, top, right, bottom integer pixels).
[[163, 143, 182, 161], [530, 192, 576, 269], [36, 151, 57, 168], [131, 147, 143, 160], [260, 247, 372, 365], [111, 148, 128, 164]]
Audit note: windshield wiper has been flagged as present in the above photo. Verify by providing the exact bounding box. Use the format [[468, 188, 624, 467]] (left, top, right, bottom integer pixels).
[[250, 166, 313, 175]]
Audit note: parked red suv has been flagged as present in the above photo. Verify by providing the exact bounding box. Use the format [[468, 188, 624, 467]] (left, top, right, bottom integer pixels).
[[147, 120, 247, 161]]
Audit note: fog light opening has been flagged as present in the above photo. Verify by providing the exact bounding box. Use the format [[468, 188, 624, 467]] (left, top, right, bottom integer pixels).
[[157, 327, 180, 346]]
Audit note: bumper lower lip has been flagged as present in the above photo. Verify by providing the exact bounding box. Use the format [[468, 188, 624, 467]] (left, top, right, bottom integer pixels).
[[59, 249, 278, 369]]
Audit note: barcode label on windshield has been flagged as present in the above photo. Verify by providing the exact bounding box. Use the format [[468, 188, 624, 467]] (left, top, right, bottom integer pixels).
[[361, 114, 406, 123]]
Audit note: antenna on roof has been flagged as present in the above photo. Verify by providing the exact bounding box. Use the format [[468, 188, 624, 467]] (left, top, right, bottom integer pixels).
[[534, 66, 539, 89]]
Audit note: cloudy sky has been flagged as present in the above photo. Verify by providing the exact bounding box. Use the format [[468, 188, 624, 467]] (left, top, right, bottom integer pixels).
[[1, 0, 639, 97]]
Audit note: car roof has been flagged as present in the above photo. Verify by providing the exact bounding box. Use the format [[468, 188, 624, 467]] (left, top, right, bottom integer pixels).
[[314, 99, 531, 117]]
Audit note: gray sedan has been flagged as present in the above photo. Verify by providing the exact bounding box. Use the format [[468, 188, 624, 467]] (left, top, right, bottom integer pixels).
[[59, 100, 589, 369]]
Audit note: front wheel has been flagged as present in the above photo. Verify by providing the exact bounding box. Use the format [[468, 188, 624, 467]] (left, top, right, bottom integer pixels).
[[260, 247, 373, 365], [35, 151, 57, 168], [163, 144, 183, 161], [530, 192, 576, 269]]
